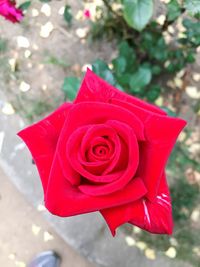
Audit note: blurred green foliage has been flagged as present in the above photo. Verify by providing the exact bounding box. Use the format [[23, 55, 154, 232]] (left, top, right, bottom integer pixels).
[[88, 3, 200, 103]]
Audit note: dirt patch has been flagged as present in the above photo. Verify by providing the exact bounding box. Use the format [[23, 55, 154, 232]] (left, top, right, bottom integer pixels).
[[0, 0, 116, 121]]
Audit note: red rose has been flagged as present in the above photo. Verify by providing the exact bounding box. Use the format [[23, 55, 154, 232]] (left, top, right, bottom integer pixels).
[[83, 9, 91, 19], [18, 70, 186, 236], [0, 0, 23, 23]]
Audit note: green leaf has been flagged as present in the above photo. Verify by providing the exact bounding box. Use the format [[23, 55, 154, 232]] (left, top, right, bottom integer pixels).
[[186, 51, 195, 63], [119, 41, 133, 58], [167, 0, 181, 21], [64, 5, 73, 26], [184, 0, 200, 15], [115, 83, 125, 92], [92, 59, 115, 85], [118, 41, 136, 71], [112, 56, 127, 75], [146, 85, 161, 102], [62, 76, 80, 101], [116, 73, 132, 87], [130, 66, 152, 92], [152, 65, 162, 75], [19, 1, 31, 11], [92, 59, 109, 74], [122, 0, 153, 31], [103, 70, 115, 85], [161, 106, 176, 117]]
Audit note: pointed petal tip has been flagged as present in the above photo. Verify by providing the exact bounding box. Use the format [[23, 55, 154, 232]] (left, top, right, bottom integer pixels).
[[111, 229, 116, 237], [17, 128, 26, 141]]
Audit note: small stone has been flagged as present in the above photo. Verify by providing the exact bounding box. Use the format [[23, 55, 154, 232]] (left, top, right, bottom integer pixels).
[[58, 6, 65, 15], [14, 143, 26, 151], [186, 86, 200, 99], [8, 253, 16, 260], [32, 44, 39, 50], [169, 237, 178, 247], [17, 36, 30, 48], [37, 204, 46, 211], [156, 15, 166, 25], [174, 77, 183, 88], [164, 60, 171, 68], [42, 84, 47, 91], [190, 209, 200, 222], [160, 0, 170, 3], [40, 22, 54, 38], [2, 102, 15, 115], [178, 131, 186, 142], [168, 26, 175, 34], [19, 81, 30, 92], [145, 248, 156, 260], [75, 27, 89, 39], [41, 4, 51, 17], [32, 224, 41, 236], [9, 58, 17, 72], [81, 64, 92, 72], [24, 50, 31, 58], [165, 247, 177, 258], [15, 261, 26, 267], [125, 236, 136, 246], [176, 69, 185, 78], [32, 8, 39, 17], [193, 247, 200, 256], [192, 73, 200, 82], [44, 231, 54, 242], [27, 63, 33, 69], [132, 226, 141, 234], [136, 241, 147, 251]]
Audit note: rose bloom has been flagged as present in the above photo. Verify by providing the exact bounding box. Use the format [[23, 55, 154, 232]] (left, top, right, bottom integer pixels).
[[83, 9, 91, 19], [0, 0, 23, 23], [18, 70, 186, 236]]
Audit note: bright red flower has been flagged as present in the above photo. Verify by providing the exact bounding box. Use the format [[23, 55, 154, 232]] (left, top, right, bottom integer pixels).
[[0, 0, 23, 23], [83, 9, 91, 19], [18, 70, 186, 236]]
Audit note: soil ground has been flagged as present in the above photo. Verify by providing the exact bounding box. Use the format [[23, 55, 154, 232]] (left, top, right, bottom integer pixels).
[[0, 166, 95, 267]]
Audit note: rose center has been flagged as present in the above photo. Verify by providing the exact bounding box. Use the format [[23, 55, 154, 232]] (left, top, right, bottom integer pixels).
[[87, 136, 114, 161], [93, 144, 109, 156]]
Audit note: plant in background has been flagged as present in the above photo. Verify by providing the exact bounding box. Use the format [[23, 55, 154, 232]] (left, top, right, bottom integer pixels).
[[61, 1, 200, 105], [86, 0, 200, 103]]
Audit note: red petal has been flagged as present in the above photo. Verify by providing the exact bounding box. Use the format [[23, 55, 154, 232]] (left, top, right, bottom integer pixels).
[[66, 124, 121, 183], [45, 153, 147, 216], [108, 98, 186, 201], [57, 101, 144, 187], [101, 173, 173, 236], [75, 69, 166, 116], [17, 103, 72, 192], [137, 114, 186, 201]]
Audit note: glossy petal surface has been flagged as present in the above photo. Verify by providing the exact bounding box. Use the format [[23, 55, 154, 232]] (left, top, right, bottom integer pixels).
[[101, 173, 173, 236], [18, 103, 72, 191]]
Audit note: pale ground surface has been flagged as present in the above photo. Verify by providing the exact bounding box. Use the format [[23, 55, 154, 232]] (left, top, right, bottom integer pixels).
[[0, 166, 95, 267]]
